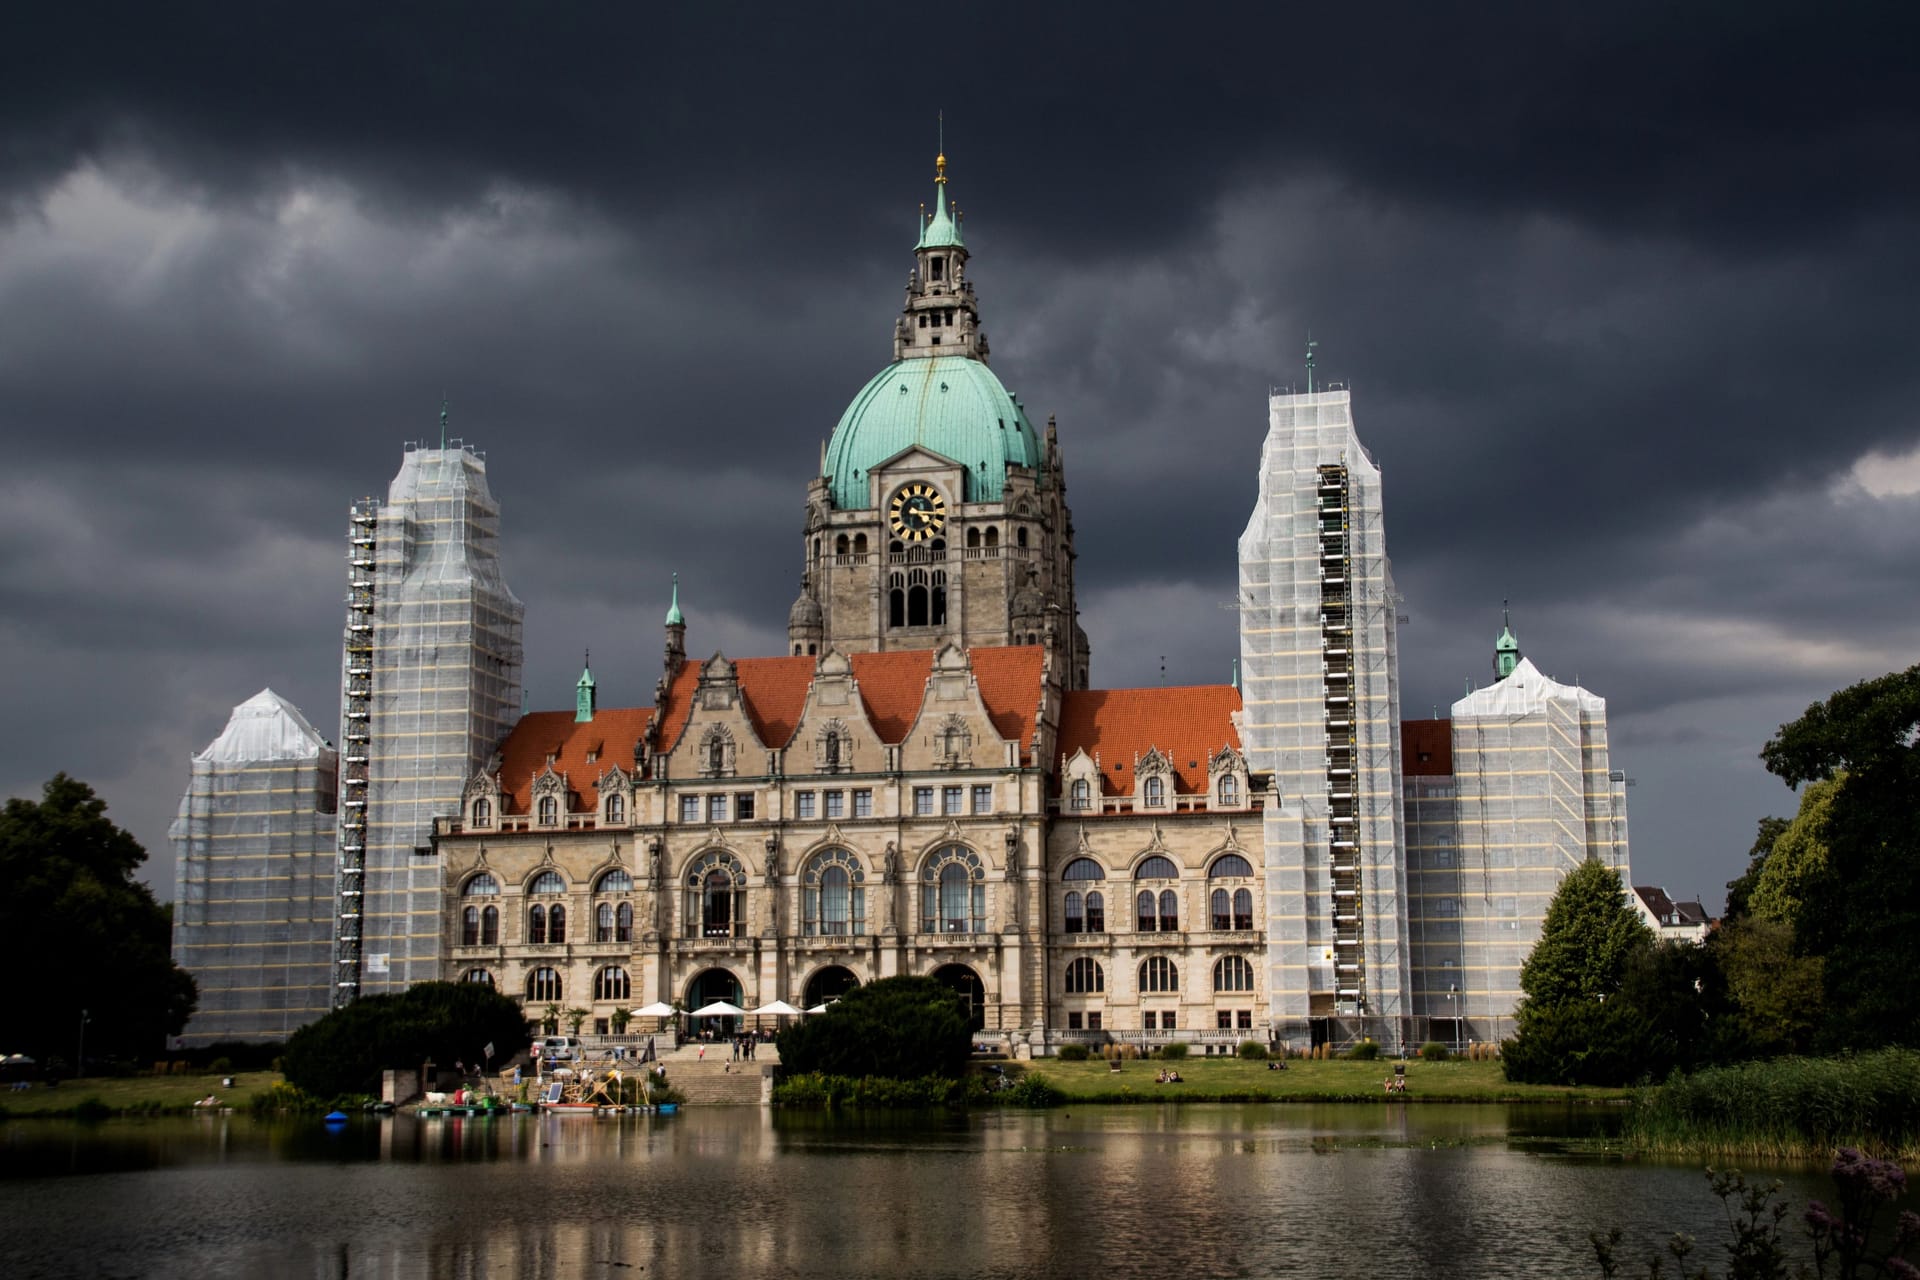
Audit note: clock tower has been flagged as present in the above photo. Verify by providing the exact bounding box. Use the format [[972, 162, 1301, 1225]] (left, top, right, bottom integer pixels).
[[792, 151, 1090, 688]]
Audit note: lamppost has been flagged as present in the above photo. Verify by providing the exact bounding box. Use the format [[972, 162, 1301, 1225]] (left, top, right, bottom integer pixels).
[[76, 1008, 89, 1081], [1447, 985, 1458, 1052]]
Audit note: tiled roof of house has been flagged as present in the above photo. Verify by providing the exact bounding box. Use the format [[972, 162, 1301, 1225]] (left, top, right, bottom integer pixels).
[[498, 706, 656, 814], [1634, 885, 1708, 927], [1055, 685, 1242, 796], [1402, 718, 1453, 776], [496, 645, 1050, 812]]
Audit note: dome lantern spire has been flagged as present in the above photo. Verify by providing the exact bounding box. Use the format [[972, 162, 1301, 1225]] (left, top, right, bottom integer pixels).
[[897, 138, 983, 363], [1494, 600, 1522, 681]]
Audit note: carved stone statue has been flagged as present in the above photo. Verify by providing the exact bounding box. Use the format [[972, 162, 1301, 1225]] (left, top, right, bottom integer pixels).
[[882, 842, 898, 885]]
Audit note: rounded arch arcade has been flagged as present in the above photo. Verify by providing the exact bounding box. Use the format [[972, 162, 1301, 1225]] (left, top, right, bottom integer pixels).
[[802, 964, 861, 1010], [931, 963, 986, 1031]]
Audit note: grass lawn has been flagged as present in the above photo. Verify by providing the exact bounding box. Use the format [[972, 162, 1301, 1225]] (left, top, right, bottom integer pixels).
[[1022, 1057, 1628, 1103], [0, 1071, 282, 1117]]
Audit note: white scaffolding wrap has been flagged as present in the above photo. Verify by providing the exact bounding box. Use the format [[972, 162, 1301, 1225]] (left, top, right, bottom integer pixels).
[[333, 444, 524, 1003], [1237, 389, 1410, 1048], [171, 690, 339, 1045], [1402, 659, 1630, 1044]]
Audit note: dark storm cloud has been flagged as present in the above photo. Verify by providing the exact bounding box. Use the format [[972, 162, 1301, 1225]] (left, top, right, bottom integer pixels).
[[2, 3, 1916, 907]]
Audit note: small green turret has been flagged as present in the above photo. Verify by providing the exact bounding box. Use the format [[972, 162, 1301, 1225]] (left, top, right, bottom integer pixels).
[[575, 652, 597, 723], [1494, 602, 1522, 682]]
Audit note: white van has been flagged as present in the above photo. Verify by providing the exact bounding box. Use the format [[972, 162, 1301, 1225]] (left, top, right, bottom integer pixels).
[[539, 1036, 583, 1062]]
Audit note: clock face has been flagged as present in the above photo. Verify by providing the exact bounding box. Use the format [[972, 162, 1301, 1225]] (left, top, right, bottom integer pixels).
[[888, 483, 947, 541]]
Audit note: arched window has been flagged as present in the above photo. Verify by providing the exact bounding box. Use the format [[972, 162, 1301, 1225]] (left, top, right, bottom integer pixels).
[[1136, 890, 1156, 932], [931, 570, 947, 626], [1214, 955, 1255, 992], [537, 794, 558, 825], [966, 527, 980, 549], [528, 903, 547, 945], [920, 846, 986, 934], [804, 849, 867, 937], [1234, 888, 1253, 931], [835, 533, 849, 555], [686, 851, 747, 939], [605, 793, 624, 824], [593, 966, 631, 1001], [596, 902, 615, 943], [463, 968, 494, 987], [549, 904, 567, 945], [1069, 779, 1092, 811], [530, 870, 566, 895], [888, 572, 906, 628], [1140, 956, 1178, 993], [1064, 890, 1084, 933], [462, 906, 480, 945], [1158, 889, 1179, 932], [1063, 857, 1105, 881], [1016, 526, 1029, 548], [1135, 856, 1179, 880], [481, 905, 498, 945], [527, 967, 562, 1002], [597, 869, 633, 894], [616, 901, 632, 941], [984, 526, 999, 548], [1211, 888, 1232, 931], [1085, 891, 1106, 932], [1144, 776, 1165, 807], [1065, 956, 1104, 994], [1218, 775, 1239, 806], [472, 797, 492, 826], [907, 567, 930, 626], [463, 873, 500, 897], [1209, 853, 1254, 879], [853, 533, 867, 555]]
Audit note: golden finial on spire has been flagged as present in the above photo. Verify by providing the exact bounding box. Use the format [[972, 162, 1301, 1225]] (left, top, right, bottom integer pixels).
[[935, 109, 947, 184]]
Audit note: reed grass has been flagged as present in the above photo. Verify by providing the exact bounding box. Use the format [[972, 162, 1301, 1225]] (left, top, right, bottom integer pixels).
[[1625, 1049, 1920, 1161]]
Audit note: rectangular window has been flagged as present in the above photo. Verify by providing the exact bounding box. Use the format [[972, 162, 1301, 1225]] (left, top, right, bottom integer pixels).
[[1087, 1012, 1102, 1031], [942, 786, 964, 816], [1216, 1010, 1233, 1030], [679, 795, 699, 823], [913, 787, 934, 816], [854, 789, 873, 818], [795, 791, 816, 820], [971, 784, 992, 814], [1067, 1011, 1083, 1031], [1237, 1010, 1253, 1030], [824, 790, 844, 820], [734, 793, 755, 821], [1163, 1011, 1178, 1030], [707, 794, 727, 823], [1143, 1011, 1157, 1031]]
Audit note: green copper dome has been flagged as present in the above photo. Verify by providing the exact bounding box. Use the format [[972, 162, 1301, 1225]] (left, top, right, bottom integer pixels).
[[822, 355, 1040, 509]]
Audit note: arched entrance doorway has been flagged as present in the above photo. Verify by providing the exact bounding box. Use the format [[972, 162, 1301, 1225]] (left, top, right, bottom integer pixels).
[[932, 963, 986, 1031], [687, 968, 744, 1037], [802, 965, 860, 1010]]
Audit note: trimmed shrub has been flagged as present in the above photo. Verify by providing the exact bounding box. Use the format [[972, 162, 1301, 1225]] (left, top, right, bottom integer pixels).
[[1419, 1042, 1451, 1062], [280, 981, 531, 1099], [1345, 1039, 1380, 1061], [1003, 1076, 1067, 1108], [1237, 1040, 1269, 1060], [1055, 1043, 1091, 1062], [774, 976, 973, 1081], [1157, 1042, 1190, 1060]]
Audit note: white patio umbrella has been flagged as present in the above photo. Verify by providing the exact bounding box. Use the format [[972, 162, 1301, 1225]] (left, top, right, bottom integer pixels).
[[630, 1003, 675, 1018], [751, 1000, 803, 1017], [804, 1003, 831, 1014], [691, 1000, 747, 1018]]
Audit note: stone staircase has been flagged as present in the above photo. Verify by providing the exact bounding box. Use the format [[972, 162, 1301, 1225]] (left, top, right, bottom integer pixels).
[[663, 1059, 772, 1105]]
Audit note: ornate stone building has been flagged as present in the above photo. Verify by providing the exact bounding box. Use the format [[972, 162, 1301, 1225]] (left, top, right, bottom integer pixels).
[[422, 152, 1629, 1054]]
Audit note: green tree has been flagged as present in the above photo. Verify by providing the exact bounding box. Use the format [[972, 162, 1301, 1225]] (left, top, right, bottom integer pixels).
[[774, 975, 972, 1080], [1517, 859, 1654, 1006], [1747, 775, 1839, 926], [280, 981, 530, 1098], [1761, 664, 1920, 1048], [0, 774, 197, 1065], [1707, 915, 1823, 1059], [1723, 814, 1790, 920], [1504, 859, 1659, 1085]]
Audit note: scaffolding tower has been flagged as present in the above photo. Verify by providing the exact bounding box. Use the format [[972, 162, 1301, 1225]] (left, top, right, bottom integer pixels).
[[332, 499, 379, 1005], [1317, 464, 1367, 1015]]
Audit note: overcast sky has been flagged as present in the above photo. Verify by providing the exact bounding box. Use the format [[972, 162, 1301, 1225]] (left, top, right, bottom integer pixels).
[[3, 3, 1915, 910]]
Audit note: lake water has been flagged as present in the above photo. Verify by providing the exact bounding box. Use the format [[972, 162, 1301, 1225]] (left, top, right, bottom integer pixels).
[[0, 1105, 1838, 1279]]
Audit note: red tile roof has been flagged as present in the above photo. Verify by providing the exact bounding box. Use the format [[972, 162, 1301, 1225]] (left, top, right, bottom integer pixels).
[[1055, 685, 1242, 795], [1402, 718, 1453, 776], [498, 706, 656, 814], [497, 645, 1050, 812]]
